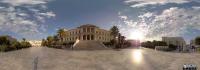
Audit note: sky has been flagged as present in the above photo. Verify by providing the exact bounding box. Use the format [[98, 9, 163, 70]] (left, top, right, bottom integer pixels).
[[0, 0, 200, 42]]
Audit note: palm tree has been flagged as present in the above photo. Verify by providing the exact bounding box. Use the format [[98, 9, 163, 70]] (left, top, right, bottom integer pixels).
[[22, 38, 26, 42], [47, 36, 54, 42], [57, 28, 67, 42], [46, 36, 54, 47]]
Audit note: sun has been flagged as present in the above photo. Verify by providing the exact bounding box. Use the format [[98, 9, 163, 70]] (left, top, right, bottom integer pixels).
[[129, 30, 144, 41]]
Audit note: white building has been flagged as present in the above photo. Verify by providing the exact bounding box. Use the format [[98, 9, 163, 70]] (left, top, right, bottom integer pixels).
[[190, 39, 200, 48], [162, 37, 186, 51]]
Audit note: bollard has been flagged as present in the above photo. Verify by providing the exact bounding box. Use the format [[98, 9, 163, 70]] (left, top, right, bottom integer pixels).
[[33, 56, 39, 70]]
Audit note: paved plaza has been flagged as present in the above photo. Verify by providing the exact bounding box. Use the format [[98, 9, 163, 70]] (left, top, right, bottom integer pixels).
[[0, 47, 200, 70]]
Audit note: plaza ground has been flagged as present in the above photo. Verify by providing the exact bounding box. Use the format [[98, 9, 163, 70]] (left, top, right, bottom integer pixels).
[[0, 47, 200, 70]]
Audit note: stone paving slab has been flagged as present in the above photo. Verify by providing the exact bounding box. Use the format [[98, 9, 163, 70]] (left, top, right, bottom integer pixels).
[[0, 47, 200, 70]]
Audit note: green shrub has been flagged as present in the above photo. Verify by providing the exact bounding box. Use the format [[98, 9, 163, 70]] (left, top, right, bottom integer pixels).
[[20, 41, 32, 48], [0, 45, 7, 52], [0, 36, 10, 45], [198, 48, 200, 52], [9, 41, 20, 50], [168, 44, 177, 51]]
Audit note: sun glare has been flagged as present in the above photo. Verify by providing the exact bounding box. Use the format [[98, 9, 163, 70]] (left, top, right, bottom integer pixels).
[[132, 49, 143, 64], [129, 30, 145, 41]]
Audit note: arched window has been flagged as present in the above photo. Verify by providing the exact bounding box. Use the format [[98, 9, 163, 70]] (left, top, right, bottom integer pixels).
[[83, 35, 86, 40], [87, 35, 90, 40], [91, 35, 94, 40]]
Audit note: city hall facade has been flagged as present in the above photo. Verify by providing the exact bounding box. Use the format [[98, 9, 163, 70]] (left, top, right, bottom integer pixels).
[[64, 24, 113, 42]]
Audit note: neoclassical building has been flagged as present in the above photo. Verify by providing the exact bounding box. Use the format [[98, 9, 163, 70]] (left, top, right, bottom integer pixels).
[[64, 24, 113, 43]]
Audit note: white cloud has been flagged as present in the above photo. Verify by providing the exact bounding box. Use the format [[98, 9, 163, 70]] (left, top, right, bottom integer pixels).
[[192, 6, 200, 9], [39, 11, 56, 18], [0, 0, 55, 39], [138, 12, 153, 18], [119, 7, 200, 40], [125, 0, 190, 7], [119, 15, 128, 20], [1, 0, 50, 6]]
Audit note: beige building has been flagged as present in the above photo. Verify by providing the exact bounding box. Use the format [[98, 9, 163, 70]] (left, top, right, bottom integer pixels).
[[65, 24, 113, 43], [29, 40, 42, 47]]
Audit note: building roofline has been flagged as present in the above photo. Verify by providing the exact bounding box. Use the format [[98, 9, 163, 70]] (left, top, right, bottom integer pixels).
[[77, 24, 99, 28]]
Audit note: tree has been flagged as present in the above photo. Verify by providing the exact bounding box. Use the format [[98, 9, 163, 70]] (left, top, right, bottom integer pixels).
[[195, 36, 200, 45], [0, 36, 10, 45], [110, 26, 119, 48], [141, 40, 167, 49], [141, 41, 154, 48], [117, 34, 126, 48], [168, 44, 177, 51], [41, 39, 47, 46], [9, 41, 20, 50], [0, 45, 7, 52], [20, 41, 32, 48], [57, 29, 67, 42], [20, 38, 31, 48], [158, 41, 167, 46], [110, 26, 119, 39], [0, 35, 32, 52], [53, 35, 59, 41], [22, 38, 26, 42], [152, 40, 167, 46], [46, 36, 54, 47]]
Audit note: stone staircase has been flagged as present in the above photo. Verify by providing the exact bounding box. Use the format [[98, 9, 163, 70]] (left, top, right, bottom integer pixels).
[[72, 40, 108, 50]]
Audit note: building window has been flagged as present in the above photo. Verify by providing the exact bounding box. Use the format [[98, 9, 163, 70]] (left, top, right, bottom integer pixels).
[[91, 28, 94, 32], [83, 35, 86, 40], [87, 28, 90, 32], [83, 28, 86, 32], [91, 35, 94, 40], [87, 35, 90, 40]]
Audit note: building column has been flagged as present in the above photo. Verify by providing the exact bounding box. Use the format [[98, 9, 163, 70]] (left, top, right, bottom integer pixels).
[[86, 27, 88, 33], [90, 27, 92, 33], [85, 35, 87, 40], [88, 35, 90, 40], [90, 35, 92, 40], [80, 35, 82, 40]]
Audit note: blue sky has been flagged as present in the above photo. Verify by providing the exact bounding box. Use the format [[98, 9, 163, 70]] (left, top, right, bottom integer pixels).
[[0, 0, 200, 42]]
